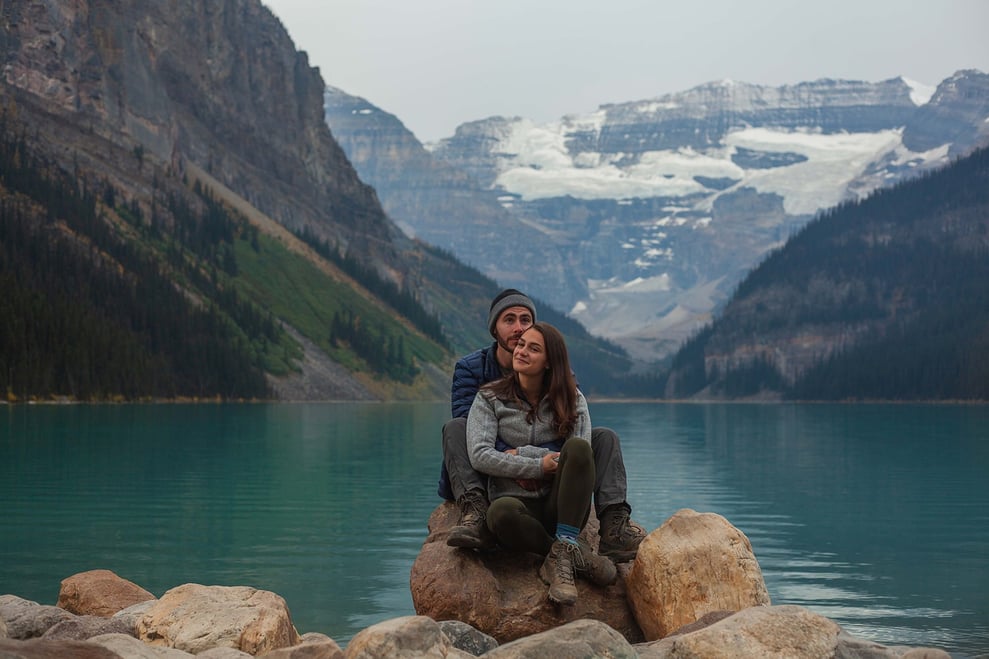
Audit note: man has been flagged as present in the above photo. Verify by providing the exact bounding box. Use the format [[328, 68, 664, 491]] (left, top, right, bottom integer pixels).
[[438, 289, 645, 561]]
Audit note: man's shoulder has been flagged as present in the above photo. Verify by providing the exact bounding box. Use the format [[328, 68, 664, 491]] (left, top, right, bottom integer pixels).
[[455, 343, 496, 371]]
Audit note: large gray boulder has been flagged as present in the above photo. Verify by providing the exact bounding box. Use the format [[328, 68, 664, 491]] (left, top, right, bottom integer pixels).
[[484, 618, 637, 658], [0, 637, 121, 658], [0, 595, 76, 640], [342, 615, 471, 658], [42, 615, 135, 641]]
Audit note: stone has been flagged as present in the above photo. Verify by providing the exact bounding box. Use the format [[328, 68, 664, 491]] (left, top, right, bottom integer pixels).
[[197, 647, 255, 659], [834, 630, 952, 659], [634, 605, 953, 659], [410, 501, 643, 644], [342, 615, 471, 658], [637, 605, 832, 659], [89, 632, 194, 657], [57, 569, 156, 617], [259, 633, 343, 658], [437, 620, 499, 656], [0, 595, 76, 640], [896, 649, 952, 659], [111, 600, 157, 630], [654, 605, 838, 657], [42, 614, 135, 641], [483, 618, 638, 658], [137, 584, 300, 655], [0, 637, 122, 658], [627, 508, 771, 640]]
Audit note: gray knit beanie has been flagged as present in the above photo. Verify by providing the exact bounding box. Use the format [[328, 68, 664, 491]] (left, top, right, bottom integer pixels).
[[488, 289, 536, 337]]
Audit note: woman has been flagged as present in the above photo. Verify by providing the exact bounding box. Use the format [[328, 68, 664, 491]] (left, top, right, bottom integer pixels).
[[466, 322, 616, 605]]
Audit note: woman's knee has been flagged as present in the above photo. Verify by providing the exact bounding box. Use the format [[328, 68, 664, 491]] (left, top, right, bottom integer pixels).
[[561, 438, 593, 466], [487, 496, 526, 533]]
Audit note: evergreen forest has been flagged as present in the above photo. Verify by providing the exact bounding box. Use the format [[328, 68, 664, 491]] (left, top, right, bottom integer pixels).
[[664, 145, 989, 401], [0, 110, 449, 401]]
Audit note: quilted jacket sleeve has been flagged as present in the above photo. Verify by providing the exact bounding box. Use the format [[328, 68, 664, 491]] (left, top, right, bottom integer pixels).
[[451, 349, 485, 418]]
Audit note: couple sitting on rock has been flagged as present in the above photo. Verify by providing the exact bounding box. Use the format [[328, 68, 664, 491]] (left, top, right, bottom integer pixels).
[[438, 289, 645, 604]]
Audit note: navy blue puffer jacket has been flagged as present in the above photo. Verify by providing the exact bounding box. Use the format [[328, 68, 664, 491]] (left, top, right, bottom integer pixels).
[[438, 342, 506, 499]]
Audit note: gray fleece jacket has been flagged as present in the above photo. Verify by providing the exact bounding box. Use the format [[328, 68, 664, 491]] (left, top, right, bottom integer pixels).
[[466, 387, 591, 501]]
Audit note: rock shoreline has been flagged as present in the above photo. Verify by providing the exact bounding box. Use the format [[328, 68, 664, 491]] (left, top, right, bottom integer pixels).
[[0, 509, 954, 658]]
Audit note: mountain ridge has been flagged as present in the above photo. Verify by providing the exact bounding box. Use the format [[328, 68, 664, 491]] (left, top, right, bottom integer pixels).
[[324, 71, 989, 364], [664, 144, 989, 401], [1, 0, 630, 401]]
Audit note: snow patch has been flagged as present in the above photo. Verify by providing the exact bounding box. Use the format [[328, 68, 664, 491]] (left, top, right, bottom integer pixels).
[[635, 101, 680, 113], [495, 143, 741, 202], [723, 127, 904, 214], [901, 77, 936, 106]]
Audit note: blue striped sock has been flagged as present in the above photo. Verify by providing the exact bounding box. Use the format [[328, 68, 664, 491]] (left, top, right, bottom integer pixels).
[[555, 523, 580, 545]]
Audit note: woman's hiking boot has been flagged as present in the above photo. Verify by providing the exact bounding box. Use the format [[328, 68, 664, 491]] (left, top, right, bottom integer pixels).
[[447, 488, 495, 550], [576, 539, 617, 586], [598, 502, 646, 562], [539, 540, 580, 605]]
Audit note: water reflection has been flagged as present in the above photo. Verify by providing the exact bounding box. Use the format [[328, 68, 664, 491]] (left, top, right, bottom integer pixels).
[[1, 402, 987, 655], [593, 402, 989, 657]]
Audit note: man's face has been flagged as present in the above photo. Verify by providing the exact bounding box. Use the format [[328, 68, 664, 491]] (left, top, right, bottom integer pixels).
[[494, 305, 534, 354]]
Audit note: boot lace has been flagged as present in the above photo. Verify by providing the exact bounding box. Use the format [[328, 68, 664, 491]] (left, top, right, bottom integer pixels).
[[556, 542, 580, 586], [605, 505, 636, 542], [460, 490, 487, 526]]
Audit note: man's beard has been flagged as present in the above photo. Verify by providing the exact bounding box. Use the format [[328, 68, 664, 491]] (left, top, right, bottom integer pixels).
[[497, 335, 519, 357]]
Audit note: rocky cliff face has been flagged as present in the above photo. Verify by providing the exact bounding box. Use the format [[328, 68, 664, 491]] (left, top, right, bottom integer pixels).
[[1, 0, 491, 399], [323, 88, 580, 301], [2, 0, 392, 254], [326, 72, 989, 363], [902, 70, 989, 154]]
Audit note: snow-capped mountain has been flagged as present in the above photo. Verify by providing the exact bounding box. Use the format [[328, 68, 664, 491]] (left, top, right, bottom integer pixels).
[[325, 71, 989, 363]]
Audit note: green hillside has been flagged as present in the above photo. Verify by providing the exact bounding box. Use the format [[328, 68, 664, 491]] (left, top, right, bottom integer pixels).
[[0, 111, 449, 401]]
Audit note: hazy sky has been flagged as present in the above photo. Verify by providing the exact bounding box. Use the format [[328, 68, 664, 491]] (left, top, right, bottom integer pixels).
[[264, 0, 989, 143]]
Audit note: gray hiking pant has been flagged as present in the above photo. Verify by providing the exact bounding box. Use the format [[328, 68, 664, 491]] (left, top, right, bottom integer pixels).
[[441, 416, 628, 512]]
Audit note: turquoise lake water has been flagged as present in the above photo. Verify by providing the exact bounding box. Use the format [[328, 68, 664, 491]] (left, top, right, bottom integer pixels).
[[1, 402, 986, 656]]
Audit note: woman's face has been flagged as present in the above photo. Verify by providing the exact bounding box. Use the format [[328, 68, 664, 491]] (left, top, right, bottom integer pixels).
[[513, 328, 548, 377]]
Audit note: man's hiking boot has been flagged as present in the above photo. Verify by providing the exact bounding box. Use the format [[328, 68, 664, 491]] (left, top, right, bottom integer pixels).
[[447, 488, 495, 550], [575, 539, 617, 586], [539, 540, 580, 605], [598, 502, 646, 562]]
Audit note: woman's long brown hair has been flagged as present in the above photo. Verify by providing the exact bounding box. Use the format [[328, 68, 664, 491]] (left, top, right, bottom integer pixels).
[[483, 322, 579, 440]]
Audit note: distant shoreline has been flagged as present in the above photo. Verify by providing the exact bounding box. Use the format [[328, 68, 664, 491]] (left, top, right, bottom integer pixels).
[[3, 397, 987, 406]]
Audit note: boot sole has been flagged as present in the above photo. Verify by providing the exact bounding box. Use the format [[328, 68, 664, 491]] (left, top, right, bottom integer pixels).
[[548, 589, 578, 605], [599, 548, 638, 563], [447, 535, 490, 549], [447, 529, 495, 550], [580, 565, 618, 586]]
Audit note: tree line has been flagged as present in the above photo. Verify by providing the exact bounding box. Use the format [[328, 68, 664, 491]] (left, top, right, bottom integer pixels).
[[0, 117, 275, 400], [663, 146, 989, 401], [294, 225, 448, 349]]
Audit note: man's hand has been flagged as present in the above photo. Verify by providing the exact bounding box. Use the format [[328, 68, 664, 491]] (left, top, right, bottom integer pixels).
[[541, 452, 560, 475], [503, 449, 560, 489]]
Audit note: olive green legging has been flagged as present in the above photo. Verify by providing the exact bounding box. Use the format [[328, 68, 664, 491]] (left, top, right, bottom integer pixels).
[[485, 439, 595, 556]]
